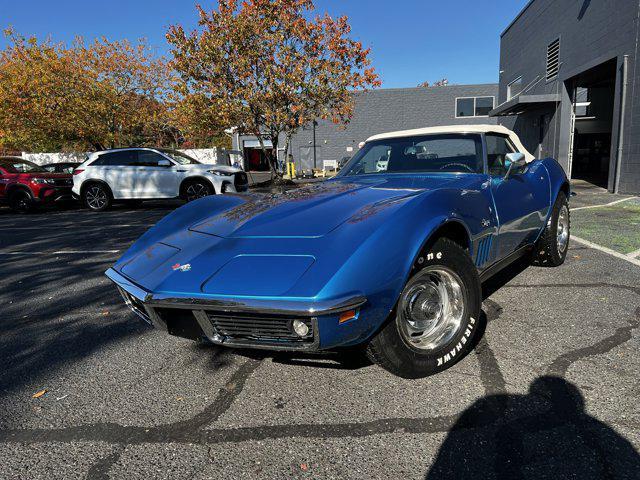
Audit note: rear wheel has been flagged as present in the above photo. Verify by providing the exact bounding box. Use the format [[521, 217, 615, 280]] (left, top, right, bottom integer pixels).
[[366, 238, 482, 378], [532, 191, 570, 267], [9, 190, 33, 213], [82, 183, 112, 212], [183, 180, 213, 202]]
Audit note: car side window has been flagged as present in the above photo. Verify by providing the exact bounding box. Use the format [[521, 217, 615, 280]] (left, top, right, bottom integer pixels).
[[137, 151, 170, 167], [93, 151, 137, 167], [486, 134, 517, 176]]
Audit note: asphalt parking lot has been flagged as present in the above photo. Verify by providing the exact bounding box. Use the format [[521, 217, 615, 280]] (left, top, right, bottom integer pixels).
[[0, 201, 639, 479]]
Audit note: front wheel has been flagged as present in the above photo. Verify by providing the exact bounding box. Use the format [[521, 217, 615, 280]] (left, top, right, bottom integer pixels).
[[366, 238, 482, 378], [531, 191, 570, 267], [183, 180, 213, 202], [9, 190, 33, 213]]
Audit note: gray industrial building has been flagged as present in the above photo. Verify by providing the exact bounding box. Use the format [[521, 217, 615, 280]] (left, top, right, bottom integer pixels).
[[491, 0, 640, 194], [233, 84, 498, 172]]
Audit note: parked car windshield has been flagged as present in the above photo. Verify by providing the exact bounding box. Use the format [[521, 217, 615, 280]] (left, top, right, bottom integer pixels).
[[160, 150, 201, 165], [340, 133, 484, 176], [0, 159, 47, 173]]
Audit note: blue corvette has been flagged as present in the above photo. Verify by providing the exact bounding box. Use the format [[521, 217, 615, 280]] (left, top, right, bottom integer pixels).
[[106, 125, 570, 378]]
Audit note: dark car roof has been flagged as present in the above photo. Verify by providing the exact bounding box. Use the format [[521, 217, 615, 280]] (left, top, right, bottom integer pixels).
[[0, 156, 38, 167]]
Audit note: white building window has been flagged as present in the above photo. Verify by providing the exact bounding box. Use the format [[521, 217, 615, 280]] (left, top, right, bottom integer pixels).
[[455, 96, 495, 118]]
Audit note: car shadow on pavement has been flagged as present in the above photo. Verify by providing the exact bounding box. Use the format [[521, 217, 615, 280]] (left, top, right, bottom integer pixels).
[[230, 347, 374, 371], [425, 375, 640, 479]]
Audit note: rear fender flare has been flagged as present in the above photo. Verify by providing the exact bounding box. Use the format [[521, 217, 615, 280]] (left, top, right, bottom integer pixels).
[[80, 179, 113, 199]]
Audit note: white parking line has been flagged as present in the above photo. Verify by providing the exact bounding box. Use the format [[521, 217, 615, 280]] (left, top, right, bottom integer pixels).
[[572, 196, 638, 211], [572, 236, 640, 267], [0, 250, 120, 255], [627, 247, 640, 259]]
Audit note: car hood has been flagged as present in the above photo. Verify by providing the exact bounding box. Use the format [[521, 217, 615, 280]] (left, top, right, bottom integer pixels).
[[189, 175, 456, 239], [113, 174, 474, 297]]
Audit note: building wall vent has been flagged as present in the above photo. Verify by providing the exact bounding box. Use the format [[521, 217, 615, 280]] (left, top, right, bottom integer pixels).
[[546, 38, 560, 81]]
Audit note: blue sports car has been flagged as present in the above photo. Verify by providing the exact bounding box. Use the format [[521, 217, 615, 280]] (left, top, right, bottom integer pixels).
[[106, 125, 570, 378]]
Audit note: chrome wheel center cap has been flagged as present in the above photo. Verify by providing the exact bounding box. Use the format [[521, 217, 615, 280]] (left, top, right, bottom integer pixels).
[[406, 285, 443, 332], [398, 268, 466, 351]]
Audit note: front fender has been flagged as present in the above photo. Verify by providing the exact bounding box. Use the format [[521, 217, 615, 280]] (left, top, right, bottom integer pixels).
[[316, 191, 475, 348]]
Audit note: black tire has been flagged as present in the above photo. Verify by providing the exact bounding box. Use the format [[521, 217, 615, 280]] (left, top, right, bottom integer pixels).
[[531, 191, 570, 267], [366, 238, 482, 379], [82, 183, 112, 212], [183, 179, 213, 202], [8, 190, 33, 213]]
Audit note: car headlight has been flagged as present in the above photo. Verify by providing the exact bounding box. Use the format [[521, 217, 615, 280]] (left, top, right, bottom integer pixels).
[[32, 178, 56, 185], [207, 170, 234, 176]]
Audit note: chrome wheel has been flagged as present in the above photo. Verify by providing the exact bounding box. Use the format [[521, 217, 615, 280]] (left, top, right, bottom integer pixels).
[[186, 182, 210, 201], [557, 204, 570, 254], [86, 186, 108, 210], [398, 267, 467, 351]]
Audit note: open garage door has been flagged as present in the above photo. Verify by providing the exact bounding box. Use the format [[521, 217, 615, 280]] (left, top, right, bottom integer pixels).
[[568, 59, 617, 189]]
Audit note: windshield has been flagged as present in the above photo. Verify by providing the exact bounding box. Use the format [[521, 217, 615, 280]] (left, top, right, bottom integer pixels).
[[0, 159, 47, 173], [340, 133, 484, 176], [161, 150, 201, 165]]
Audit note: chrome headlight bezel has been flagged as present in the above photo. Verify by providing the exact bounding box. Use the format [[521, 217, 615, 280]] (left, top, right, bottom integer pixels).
[[32, 177, 56, 185]]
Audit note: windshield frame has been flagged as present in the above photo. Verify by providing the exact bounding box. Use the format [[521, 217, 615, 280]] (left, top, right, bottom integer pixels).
[[337, 132, 488, 178], [159, 149, 201, 165]]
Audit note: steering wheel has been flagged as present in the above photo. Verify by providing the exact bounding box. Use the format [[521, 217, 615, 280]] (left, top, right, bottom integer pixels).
[[440, 163, 475, 173]]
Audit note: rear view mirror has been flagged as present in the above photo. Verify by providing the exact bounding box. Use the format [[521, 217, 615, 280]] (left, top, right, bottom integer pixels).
[[504, 152, 526, 179], [158, 159, 171, 167]]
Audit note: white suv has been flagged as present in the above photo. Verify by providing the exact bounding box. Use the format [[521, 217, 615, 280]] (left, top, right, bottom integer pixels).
[[72, 148, 248, 211]]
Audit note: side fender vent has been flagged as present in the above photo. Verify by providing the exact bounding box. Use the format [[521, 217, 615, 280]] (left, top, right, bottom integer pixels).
[[475, 236, 493, 267]]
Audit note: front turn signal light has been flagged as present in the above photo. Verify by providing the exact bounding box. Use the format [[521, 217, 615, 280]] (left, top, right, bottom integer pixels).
[[339, 310, 357, 324]]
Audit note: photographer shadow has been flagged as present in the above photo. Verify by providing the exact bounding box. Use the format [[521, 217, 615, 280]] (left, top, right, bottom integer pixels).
[[426, 376, 640, 479]]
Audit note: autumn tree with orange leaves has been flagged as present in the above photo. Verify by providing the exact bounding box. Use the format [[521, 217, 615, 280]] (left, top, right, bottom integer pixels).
[[0, 29, 174, 152], [167, 0, 380, 175]]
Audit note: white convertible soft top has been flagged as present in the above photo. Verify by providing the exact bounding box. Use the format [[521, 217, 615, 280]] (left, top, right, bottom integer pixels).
[[366, 124, 535, 163]]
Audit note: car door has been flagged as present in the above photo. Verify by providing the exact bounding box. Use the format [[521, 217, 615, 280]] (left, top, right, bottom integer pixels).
[[133, 150, 179, 198], [95, 150, 138, 198], [486, 134, 550, 260]]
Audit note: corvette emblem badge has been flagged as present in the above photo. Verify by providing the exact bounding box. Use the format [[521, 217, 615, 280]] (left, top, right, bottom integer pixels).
[[172, 263, 191, 272]]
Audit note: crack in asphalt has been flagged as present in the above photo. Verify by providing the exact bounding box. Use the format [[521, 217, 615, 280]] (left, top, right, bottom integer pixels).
[[505, 282, 640, 296], [547, 306, 640, 377], [0, 283, 638, 476]]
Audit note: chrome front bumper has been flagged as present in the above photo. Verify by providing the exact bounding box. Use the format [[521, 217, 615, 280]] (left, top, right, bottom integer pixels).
[[105, 268, 366, 351]]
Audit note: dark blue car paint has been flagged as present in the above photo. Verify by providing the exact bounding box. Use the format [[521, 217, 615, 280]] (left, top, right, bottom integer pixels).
[[108, 156, 568, 350]]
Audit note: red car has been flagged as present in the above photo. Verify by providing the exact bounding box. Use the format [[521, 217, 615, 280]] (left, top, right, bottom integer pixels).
[[0, 156, 74, 212]]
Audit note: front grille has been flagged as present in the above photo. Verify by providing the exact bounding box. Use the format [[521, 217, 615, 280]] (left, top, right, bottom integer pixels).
[[207, 312, 314, 344], [234, 172, 249, 192]]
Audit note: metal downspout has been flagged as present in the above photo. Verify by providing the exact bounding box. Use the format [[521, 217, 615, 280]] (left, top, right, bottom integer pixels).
[[614, 55, 629, 193]]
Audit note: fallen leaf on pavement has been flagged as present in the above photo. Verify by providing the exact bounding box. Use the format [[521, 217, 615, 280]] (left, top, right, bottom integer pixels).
[[32, 389, 47, 399]]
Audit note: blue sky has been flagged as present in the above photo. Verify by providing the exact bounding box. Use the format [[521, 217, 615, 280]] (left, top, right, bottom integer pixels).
[[0, 0, 529, 88]]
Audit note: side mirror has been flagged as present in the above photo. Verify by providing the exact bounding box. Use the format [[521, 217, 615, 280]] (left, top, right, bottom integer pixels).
[[504, 152, 526, 179], [158, 159, 171, 167]]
